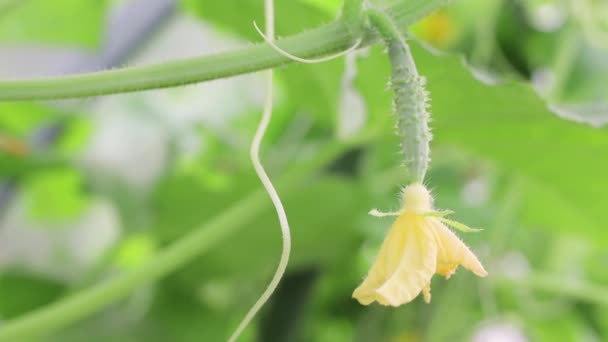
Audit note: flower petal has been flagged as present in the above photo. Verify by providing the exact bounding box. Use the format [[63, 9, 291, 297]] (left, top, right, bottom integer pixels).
[[353, 217, 407, 305], [353, 215, 437, 306], [431, 219, 487, 278]]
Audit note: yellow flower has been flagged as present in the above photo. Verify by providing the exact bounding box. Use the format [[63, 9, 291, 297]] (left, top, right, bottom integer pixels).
[[353, 184, 487, 306]]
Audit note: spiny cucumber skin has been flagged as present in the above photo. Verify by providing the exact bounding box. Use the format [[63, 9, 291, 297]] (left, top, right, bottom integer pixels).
[[387, 39, 432, 183]]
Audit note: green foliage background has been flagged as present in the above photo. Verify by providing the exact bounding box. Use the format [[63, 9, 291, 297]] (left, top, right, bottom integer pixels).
[[0, 0, 606, 341]]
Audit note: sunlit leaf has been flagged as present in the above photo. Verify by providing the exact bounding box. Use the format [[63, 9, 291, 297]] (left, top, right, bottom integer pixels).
[[0, 0, 108, 47], [0, 271, 64, 319], [22, 167, 90, 221]]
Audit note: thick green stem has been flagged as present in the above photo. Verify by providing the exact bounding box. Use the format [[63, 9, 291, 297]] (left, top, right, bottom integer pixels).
[[341, 0, 364, 36], [0, 0, 449, 101], [0, 135, 369, 342]]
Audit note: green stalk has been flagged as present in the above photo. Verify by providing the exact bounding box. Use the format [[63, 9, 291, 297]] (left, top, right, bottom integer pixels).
[[341, 0, 364, 36], [0, 135, 369, 341], [0, 0, 449, 101]]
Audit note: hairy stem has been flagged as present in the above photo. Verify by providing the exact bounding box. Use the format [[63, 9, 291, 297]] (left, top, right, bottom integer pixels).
[[0, 0, 449, 101]]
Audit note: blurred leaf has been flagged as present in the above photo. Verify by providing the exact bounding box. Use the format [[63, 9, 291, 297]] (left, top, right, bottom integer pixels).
[[157, 174, 368, 284], [151, 161, 255, 243], [0, 102, 60, 137], [114, 234, 158, 270], [0, 0, 108, 47], [56, 118, 92, 155], [180, 0, 329, 42], [421, 275, 482, 342], [148, 158, 370, 322], [563, 37, 608, 103], [297, 0, 342, 16], [0, 103, 77, 176], [596, 306, 608, 338], [139, 282, 256, 342], [529, 316, 594, 342], [147, 171, 368, 340], [22, 167, 90, 221], [421, 45, 608, 244], [0, 152, 66, 178], [259, 270, 318, 342], [352, 47, 392, 130], [0, 271, 65, 319], [310, 318, 355, 342]]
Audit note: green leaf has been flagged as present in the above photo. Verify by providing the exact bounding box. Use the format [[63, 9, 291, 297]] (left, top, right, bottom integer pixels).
[[0, 0, 108, 48], [351, 46, 393, 130], [529, 316, 593, 342], [140, 282, 257, 342], [412, 43, 608, 244], [0, 103, 76, 178], [297, 0, 342, 16], [0, 102, 60, 137], [56, 118, 92, 155], [114, 234, 158, 270], [0, 271, 65, 319], [0, 152, 65, 178], [22, 167, 90, 222], [153, 172, 368, 285]]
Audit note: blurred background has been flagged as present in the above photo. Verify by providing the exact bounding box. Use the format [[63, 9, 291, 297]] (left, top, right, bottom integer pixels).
[[0, 0, 607, 341]]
